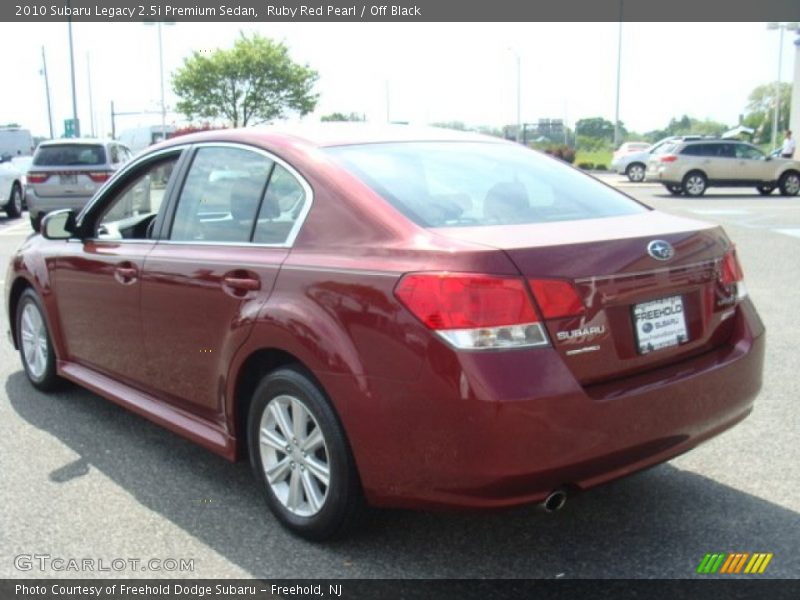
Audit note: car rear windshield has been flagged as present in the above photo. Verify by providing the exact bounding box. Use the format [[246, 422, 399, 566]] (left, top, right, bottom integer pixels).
[[326, 142, 646, 228], [34, 144, 106, 167]]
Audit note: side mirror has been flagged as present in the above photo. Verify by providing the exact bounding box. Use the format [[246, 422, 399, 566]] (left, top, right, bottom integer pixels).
[[765, 156, 773, 162], [41, 209, 77, 240]]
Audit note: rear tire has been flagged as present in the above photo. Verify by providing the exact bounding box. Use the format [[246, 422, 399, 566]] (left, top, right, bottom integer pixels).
[[682, 171, 707, 197], [5, 183, 22, 218], [778, 171, 800, 196], [756, 184, 775, 196], [247, 366, 363, 541], [16, 289, 61, 392], [625, 162, 646, 183], [30, 214, 42, 232]]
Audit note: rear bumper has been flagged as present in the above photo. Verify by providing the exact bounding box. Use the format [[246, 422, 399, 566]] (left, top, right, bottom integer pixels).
[[329, 299, 765, 509], [26, 190, 93, 218]]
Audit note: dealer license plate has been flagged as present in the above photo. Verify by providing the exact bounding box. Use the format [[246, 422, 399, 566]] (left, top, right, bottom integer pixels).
[[633, 295, 689, 354], [59, 174, 77, 185]]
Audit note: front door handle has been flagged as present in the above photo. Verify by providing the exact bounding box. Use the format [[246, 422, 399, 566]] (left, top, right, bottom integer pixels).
[[222, 275, 261, 294], [114, 264, 138, 285]]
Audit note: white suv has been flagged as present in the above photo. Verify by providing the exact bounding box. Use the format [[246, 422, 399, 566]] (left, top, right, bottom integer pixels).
[[26, 139, 132, 230]]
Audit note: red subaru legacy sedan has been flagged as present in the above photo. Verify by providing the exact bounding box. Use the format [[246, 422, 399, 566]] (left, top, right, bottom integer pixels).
[[6, 125, 764, 540]]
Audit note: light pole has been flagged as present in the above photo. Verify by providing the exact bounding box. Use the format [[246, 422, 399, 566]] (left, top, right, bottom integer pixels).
[[508, 47, 522, 142], [144, 21, 176, 141], [613, 1, 624, 148], [67, 1, 80, 137], [767, 22, 799, 149], [40, 46, 54, 139], [86, 52, 95, 137]]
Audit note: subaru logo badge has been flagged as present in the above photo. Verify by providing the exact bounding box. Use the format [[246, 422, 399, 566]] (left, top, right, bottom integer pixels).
[[647, 240, 675, 261]]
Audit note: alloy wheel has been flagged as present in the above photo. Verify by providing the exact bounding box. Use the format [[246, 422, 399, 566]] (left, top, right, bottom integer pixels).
[[627, 164, 645, 182], [684, 175, 706, 196], [783, 174, 800, 196], [259, 394, 330, 517], [20, 302, 48, 379]]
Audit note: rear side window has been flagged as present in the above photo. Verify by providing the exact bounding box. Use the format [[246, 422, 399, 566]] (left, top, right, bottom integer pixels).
[[170, 146, 274, 243], [327, 142, 646, 228], [34, 144, 106, 166], [253, 164, 308, 245], [680, 144, 706, 156]]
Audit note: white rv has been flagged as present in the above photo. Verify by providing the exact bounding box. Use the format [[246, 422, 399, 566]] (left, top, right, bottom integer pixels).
[[0, 127, 35, 160], [118, 125, 176, 155]]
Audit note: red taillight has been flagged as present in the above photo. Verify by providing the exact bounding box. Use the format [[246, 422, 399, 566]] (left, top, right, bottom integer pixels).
[[395, 273, 539, 330], [87, 171, 112, 183], [660, 154, 678, 163], [720, 249, 744, 286], [26, 172, 49, 184], [528, 279, 585, 319]]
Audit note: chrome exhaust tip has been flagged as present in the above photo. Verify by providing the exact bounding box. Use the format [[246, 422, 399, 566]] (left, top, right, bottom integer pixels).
[[542, 489, 567, 513]]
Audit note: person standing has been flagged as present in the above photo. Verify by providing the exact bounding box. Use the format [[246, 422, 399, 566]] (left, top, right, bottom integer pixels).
[[781, 130, 796, 159]]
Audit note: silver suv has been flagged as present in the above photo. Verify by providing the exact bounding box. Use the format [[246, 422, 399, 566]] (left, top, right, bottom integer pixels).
[[26, 139, 132, 230], [646, 139, 800, 197]]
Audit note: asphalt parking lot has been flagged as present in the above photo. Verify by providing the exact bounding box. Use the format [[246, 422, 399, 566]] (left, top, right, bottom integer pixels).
[[0, 178, 798, 579]]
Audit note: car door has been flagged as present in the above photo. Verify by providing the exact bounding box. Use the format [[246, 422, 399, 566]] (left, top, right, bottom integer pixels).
[[51, 149, 184, 385], [138, 145, 311, 419], [733, 143, 771, 182]]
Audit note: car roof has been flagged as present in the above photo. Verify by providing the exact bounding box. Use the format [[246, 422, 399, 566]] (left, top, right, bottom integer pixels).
[[158, 123, 507, 150], [38, 138, 113, 147]]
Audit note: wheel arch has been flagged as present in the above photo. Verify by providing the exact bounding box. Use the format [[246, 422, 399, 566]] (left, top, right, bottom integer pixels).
[[230, 347, 328, 460], [8, 276, 34, 349]]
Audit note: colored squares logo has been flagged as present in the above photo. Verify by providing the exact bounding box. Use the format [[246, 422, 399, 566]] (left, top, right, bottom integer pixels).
[[696, 553, 773, 574]]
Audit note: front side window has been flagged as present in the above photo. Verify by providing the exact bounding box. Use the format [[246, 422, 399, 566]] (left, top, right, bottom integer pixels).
[[97, 155, 179, 239], [170, 147, 274, 243], [327, 142, 646, 228], [735, 145, 764, 160]]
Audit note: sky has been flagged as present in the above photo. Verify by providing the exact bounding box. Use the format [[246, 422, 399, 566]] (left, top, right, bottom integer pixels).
[[0, 21, 797, 139]]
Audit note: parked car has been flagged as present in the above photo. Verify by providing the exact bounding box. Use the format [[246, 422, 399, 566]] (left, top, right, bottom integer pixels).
[[25, 139, 132, 230], [610, 142, 651, 180], [7, 125, 765, 540], [612, 135, 707, 182], [646, 139, 800, 196], [10, 155, 33, 210], [0, 161, 24, 218]]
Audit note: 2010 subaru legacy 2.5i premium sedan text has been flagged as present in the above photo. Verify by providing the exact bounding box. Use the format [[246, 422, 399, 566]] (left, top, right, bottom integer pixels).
[[6, 125, 765, 540]]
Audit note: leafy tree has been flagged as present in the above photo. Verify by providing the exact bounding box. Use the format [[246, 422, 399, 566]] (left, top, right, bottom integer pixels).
[[431, 121, 469, 131], [172, 33, 319, 127], [320, 112, 365, 122], [575, 117, 623, 142], [743, 82, 791, 144]]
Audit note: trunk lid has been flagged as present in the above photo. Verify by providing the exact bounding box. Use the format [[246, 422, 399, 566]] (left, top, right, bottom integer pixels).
[[434, 212, 741, 384]]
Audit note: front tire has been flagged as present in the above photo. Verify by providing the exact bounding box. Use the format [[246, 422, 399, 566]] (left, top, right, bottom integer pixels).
[[778, 171, 800, 196], [247, 367, 362, 541], [682, 171, 707, 197], [16, 289, 60, 391], [625, 162, 646, 183], [30, 214, 42, 232], [5, 183, 22, 218]]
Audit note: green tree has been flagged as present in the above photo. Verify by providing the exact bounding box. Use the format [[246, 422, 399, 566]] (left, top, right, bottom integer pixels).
[[172, 33, 319, 127], [575, 117, 623, 142], [320, 112, 365, 122], [743, 82, 792, 145]]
